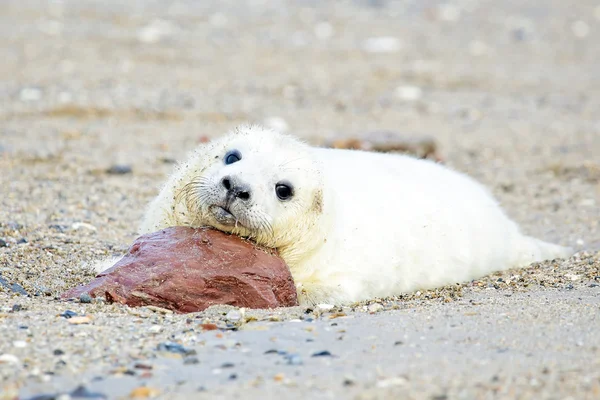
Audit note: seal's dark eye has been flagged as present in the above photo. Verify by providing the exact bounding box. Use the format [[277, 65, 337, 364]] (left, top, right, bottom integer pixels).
[[224, 150, 241, 165], [275, 182, 294, 201]]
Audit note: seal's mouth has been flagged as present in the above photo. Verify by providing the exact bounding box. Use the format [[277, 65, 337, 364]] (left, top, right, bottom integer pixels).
[[209, 205, 242, 227]]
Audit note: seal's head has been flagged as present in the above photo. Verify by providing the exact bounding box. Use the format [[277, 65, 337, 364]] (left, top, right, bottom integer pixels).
[[179, 126, 324, 252]]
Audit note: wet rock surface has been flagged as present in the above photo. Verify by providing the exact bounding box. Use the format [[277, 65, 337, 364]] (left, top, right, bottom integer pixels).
[[61, 227, 298, 312]]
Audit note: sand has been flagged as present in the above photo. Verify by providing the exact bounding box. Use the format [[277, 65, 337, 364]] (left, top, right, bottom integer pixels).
[[1, 0, 599, 398]]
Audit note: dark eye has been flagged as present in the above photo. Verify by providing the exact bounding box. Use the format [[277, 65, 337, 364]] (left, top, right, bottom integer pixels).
[[224, 150, 241, 165], [275, 182, 294, 201]]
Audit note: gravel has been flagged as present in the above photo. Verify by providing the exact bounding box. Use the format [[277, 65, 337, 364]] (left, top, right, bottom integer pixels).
[[1, 0, 599, 399]]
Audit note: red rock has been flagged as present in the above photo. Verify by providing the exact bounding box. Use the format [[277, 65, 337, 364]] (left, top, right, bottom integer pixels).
[[62, 227, 298, 313]]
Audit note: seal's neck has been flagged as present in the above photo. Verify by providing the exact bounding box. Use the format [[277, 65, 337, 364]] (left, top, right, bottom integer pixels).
[[277, 190, 335, 276]]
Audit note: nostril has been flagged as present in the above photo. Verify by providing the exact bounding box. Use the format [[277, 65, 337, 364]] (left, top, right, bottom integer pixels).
[[238, 191, 250, 201], [222, 177, 231, 190]]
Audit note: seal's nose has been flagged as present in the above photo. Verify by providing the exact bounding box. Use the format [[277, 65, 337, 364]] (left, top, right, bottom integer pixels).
[[221, 176, 251, 201]]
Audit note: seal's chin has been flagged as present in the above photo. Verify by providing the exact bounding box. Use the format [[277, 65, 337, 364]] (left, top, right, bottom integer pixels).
[[208, 205, 240, 227]]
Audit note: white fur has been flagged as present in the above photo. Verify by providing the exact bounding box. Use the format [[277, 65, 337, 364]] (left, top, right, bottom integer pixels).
[[111, 125, 572, 306]]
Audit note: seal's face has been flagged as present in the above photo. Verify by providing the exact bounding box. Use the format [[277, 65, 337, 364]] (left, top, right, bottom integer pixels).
[[181, 128, 323, 248]]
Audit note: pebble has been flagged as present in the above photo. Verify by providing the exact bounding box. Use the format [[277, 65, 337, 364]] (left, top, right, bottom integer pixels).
[[156, 342, 196, 356], [376, 376, 408, 388], [137, 19, 174, 44], [79, 293, 92, 303], [0, 354, 20, 364], [11, 283, 28, 296], [106, 164, 133, 175], [148, 325, 163, 333], [284, 354, 303, 365], [571, 20, 590, 38], [395, 85, 423, 101], [317, 303, 335, 311], [183, 357, 200, 365], [60, 310, 78, 319], [225, 309, 242, 322], [19, 87, 43, 102], [69, 385, 107, 399], [13, 341, 27, 348], [362, 37, 401, 53], [311, 350, 334, 357], [129, 386, 160, 398], [0, 238, 8, 247], [368, 303, 384, 313], [71, 222, 97, 232], [68, 316, 92, 325]]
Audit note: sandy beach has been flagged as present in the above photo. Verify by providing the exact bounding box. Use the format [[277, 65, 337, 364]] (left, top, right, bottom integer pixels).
[[1, 0, 599, 398]]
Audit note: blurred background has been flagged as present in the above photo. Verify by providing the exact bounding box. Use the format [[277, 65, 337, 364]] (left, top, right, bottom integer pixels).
[[0, 0, 598, 250]]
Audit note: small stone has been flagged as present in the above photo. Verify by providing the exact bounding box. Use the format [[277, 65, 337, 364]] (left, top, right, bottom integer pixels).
[[71, 222, 97, 232], [200, 323, 219, 331], [13, 341, 27, 348], [362, 37, 401, 53], [225, 309, 242, 322], [343, 377, 355, 386], [148, 325, 162, 333], [317, 303, 335, 311], [11, 304, 22, 312], [0, 354, 19, 364], [16, 238, 28, 244], [68, 316, 92, 325], [69, 385, 107, 399], [106, 164, 133, 175], [60, 310, 78, 319], [571, 20, 590, 38], [157, 342, 196, 356], [285, 354, 303, 365], [11, 284, 28, 296], [368, 303, 384, 313], [19, 87, 43, 102], [129, 386, 160, 398], [79, 293, 92, 303], [53, 349, 65, 356], [134, 363, 153, 370], [0, 239, 8, 247], [184, 357, 200, 365], [228, 373, 238, 380], [311, 350, 333, 357], [221, 362, 235, 368], [376, 376, 407, 388], [273, 373, 285, 382], [137, 19, 174, 44], [395, 85, 423, 101]]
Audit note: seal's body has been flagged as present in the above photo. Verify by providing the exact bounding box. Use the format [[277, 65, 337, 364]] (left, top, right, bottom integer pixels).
[[134, 125, 571, 305]]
